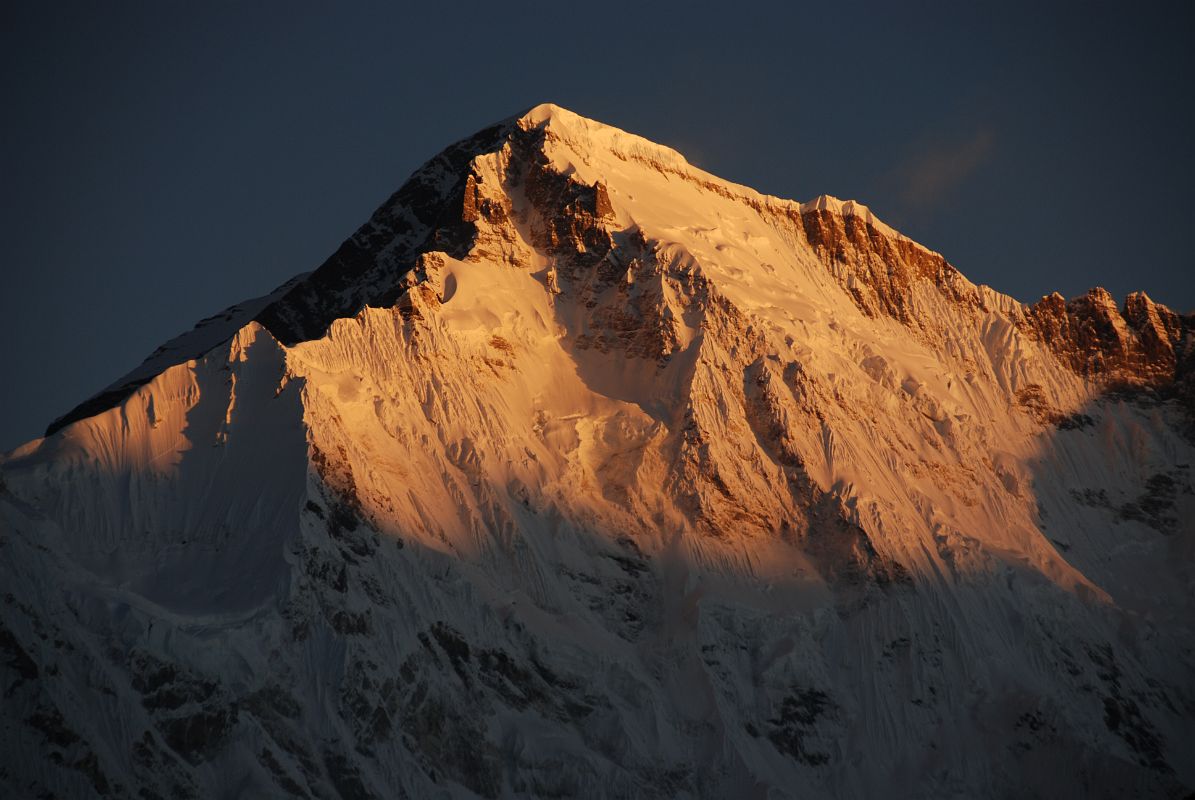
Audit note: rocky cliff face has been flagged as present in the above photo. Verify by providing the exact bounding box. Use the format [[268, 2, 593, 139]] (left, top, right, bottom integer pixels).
[[3, 104, 1193, 799], [1025, 288, 1194, 394]]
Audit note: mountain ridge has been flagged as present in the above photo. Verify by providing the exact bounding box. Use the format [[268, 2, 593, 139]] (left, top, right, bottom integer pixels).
[[42, 103, 1193, 440]]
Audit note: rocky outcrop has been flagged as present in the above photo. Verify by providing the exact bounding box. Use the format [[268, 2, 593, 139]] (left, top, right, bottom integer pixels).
[[796, 207, 977, 323], [1025, 288, 1194, 399]]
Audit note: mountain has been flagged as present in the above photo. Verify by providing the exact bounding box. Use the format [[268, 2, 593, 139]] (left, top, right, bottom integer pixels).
[[2, 103, 1192, 799]]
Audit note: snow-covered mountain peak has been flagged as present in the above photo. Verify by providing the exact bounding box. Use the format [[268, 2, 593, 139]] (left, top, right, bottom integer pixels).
[[517, 102, 695, 170], [42, 104, 942, 436], [515, 105, 908, 244], [518, 101, 576, 127], [3, 105, 1193, 799]]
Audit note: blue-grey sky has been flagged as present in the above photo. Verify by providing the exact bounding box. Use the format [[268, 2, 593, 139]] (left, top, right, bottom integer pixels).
[[2, 1, 1192, 451]]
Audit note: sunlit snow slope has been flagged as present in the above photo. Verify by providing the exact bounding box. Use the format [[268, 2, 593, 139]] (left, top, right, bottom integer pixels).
[[2, 104, 1193, 799]]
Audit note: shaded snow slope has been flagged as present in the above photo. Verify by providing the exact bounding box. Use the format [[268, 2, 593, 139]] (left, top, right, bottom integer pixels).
[[2, 103, 1193, 799]]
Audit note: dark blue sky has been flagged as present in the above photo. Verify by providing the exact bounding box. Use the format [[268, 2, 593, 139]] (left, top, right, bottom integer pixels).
[[2, 2, 1192, 450]]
